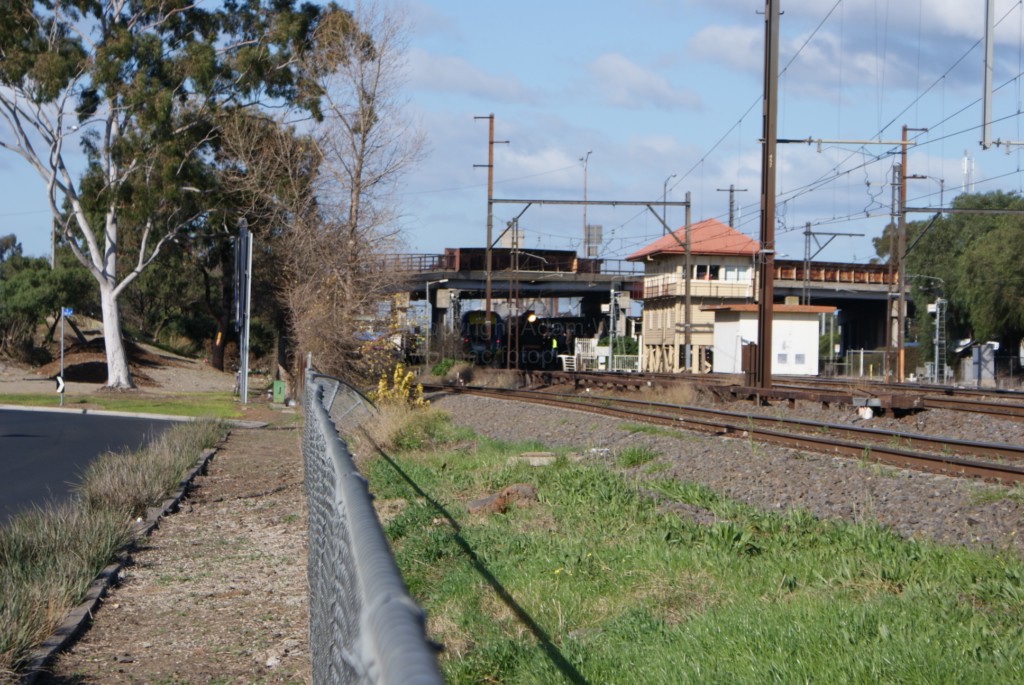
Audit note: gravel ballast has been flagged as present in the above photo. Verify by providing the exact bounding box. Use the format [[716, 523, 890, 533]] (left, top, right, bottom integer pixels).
[[431, 392, 1024, 555]]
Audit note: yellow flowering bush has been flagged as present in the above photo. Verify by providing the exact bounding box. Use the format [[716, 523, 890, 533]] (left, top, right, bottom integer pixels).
[[372, 363, 428, 408]]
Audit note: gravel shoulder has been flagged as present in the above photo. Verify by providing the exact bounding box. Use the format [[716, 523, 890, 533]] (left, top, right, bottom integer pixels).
[[35, 425, 310, 685], [1, 348, 308, 684]]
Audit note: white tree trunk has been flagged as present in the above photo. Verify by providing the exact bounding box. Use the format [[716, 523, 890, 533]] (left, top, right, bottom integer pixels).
[[99, 279, 133, 389]]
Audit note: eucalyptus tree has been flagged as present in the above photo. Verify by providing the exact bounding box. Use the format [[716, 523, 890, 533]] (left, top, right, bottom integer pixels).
[[0, 0, 337, 388]]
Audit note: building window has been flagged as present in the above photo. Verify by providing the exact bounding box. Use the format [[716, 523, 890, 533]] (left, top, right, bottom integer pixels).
[[721, 265, 749, 282], [795, 353, 806, 365], [777, 353, 788, 365], [695, 264, 720, 280]]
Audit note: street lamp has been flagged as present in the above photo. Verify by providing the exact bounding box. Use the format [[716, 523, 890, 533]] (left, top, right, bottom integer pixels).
[[424, 278, 448, 368], [581, 151, 592, 254], [662, 173, 676, 226]]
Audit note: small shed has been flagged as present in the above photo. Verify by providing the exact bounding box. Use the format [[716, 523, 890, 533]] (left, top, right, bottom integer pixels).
[[702, 304, 837, 376]]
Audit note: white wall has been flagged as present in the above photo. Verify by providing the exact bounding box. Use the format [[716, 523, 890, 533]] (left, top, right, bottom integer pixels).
[[711, 313, 758, 373], [773, 317, 820, 375], [711, 312, 821, 375]]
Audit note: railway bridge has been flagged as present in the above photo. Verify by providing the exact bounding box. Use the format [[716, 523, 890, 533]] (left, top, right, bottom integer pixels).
[[390, 248, 903, 364]]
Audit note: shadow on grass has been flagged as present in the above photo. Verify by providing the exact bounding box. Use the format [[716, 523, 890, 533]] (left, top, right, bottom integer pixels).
[[370, 441, 589, 685]]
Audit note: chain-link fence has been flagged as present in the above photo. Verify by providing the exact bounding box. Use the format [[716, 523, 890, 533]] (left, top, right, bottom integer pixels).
[[303, 369, 443, 685]]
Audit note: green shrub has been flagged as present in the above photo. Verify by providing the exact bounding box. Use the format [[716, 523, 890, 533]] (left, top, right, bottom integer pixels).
[[430, 358, 457, 376], [616, 445, 658, 468]]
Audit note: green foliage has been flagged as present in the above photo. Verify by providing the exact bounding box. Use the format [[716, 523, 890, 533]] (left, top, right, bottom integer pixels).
[[391, 411, 473, 452], [369, 434, 1024, 684], [119, 242, 213, 353], [597, 336, 640, 355], [899, 191, 1024, 350], [431, 358, 457, 376], [820, 328, 840, 360], [0, 245, 96, 359], [0, 0, 353, 384], [616, 445, 658, 468]]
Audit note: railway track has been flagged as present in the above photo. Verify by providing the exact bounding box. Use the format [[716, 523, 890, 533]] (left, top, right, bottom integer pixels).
[[532, 370, 1024, 422], [426, 384, 1024, 486], [772, 376, 1024, 420]]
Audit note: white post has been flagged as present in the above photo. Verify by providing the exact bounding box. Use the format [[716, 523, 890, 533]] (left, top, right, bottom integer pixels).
[[241, 230, 253, 404], [425, 281, 432, 367], [609, 287, 616, 372], [59, 311, 65, 407]]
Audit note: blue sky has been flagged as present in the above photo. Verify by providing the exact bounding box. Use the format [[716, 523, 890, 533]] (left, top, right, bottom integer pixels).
[[4, 0, 1024, 265]]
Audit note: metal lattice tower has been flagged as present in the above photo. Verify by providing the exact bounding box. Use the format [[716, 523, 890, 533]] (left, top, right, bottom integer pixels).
[[934, 298, 947, 383]]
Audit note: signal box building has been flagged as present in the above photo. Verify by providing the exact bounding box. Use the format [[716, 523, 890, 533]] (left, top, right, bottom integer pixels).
[[703, 303, 837, 375], [627, 218, 760, 373]]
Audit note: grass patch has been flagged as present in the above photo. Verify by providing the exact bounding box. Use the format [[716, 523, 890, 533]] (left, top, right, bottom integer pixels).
[[365, 414, 1024, 684], [616, 446, 658, 468], [0, 392, 240, 418], [0, 420, 224, 677], [971, 484, 1024, 506]]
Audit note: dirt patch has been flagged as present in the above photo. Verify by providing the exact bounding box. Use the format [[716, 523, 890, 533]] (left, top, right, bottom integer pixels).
[[33, 339, 196, 387], [1, 340, 236, 396], [34, 426, 310, 684]]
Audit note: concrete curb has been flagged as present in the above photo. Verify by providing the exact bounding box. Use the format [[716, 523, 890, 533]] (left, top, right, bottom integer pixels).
[[16, 445, 221, 684], [0, 404, 267, 428]]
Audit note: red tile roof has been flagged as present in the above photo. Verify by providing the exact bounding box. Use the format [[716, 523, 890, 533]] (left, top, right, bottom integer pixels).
[[626, 218, 760, 261], [700, 304, 837, 314]]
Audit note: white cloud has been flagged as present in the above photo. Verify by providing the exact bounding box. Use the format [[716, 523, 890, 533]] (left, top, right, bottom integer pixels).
[[586, 53, 703, 110], [403, 0, 461, 43], [688, 25, 762, 73], [407, 48, 538, 104]]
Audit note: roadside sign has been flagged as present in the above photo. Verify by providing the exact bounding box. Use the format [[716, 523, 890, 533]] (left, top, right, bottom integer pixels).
[[61, 307, 73, 317], [55, 376, 65, 393]]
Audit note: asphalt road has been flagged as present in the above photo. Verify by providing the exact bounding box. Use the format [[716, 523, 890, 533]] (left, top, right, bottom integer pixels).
[[0, 408, 178, 526]]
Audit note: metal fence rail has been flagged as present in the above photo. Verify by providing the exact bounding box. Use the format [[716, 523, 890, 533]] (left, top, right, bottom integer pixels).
[[303, 370, 443, 685]]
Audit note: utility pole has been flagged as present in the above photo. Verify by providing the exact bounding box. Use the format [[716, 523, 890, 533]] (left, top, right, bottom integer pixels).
[[582, 151, 592, 252], [897, 124, 928, 383], [886, 164, 899, 383], [474, 114, 508, 339], [717, 184, 748, 228], [684, 192, 692, 372], [982, 0, 995, 149], [755, 0, 779, 391]]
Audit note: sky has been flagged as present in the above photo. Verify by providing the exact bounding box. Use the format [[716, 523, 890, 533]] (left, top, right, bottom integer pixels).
[[4, 0, 1024, 266]]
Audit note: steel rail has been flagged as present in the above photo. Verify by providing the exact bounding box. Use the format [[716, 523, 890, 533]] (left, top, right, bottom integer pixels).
[[539, 370, 1024, 421], [428, 385, 1024, 485], [596, 394, 1024, 462], [918, 395, 1024, 420]]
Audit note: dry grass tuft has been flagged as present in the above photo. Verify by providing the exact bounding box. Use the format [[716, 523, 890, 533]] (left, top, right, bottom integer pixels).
[[0, 503, 134, 673], [0, 419, 224, 676], [652, 382, 698, 406], [351, 403, 415, 457], [474, 369, 521, 389], [77, 420, 224, 517]]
